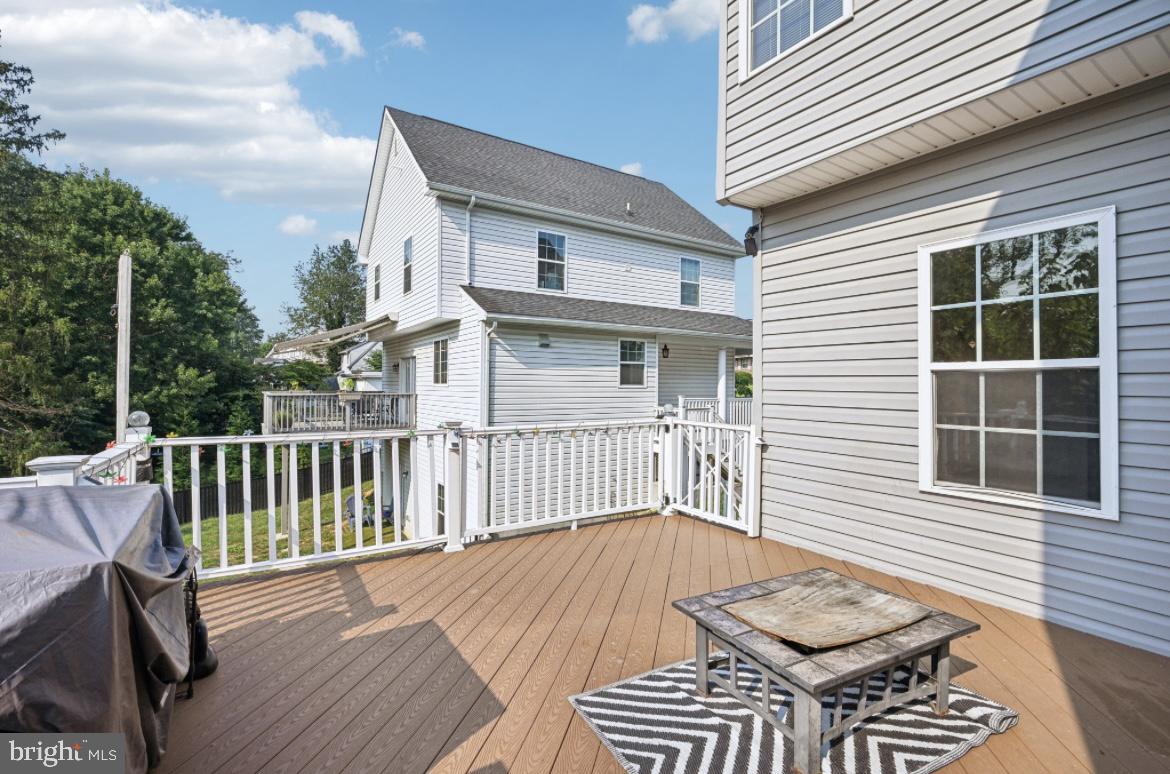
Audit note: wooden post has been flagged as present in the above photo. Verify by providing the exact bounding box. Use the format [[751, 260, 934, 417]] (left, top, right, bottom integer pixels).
[[793, 690, 823, 774], [444, 422, 465, 553], [115, 251, 132, 442]]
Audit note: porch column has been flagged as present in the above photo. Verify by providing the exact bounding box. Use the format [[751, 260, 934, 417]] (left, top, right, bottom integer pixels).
[[717, 348, 729, 422]]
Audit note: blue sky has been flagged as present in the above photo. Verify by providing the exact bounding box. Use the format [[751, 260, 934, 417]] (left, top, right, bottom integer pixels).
[[3, 0, 750, 334]]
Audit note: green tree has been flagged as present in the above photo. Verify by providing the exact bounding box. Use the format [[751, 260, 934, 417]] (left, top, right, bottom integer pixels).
[[281, 240, 365, 370], [735, 370, 752, 398], [0, 36, 64, 155]]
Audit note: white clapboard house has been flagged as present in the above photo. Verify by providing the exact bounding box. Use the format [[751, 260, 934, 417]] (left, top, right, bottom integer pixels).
[[273, 107, 750, 527]]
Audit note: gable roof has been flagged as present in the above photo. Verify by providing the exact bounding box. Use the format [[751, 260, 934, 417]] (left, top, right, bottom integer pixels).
[[462, 286, 751, 339], [386, 107, 742, 252]]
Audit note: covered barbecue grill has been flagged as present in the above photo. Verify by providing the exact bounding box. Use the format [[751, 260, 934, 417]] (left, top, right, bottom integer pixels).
[[0, 485, 190, 772]]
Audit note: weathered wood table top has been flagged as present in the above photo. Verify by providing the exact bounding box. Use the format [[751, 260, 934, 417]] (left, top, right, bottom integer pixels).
[[672, 567, 979, 695]]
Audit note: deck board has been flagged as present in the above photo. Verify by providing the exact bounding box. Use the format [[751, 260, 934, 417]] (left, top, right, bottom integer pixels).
[[161, 515, 1170, 774]]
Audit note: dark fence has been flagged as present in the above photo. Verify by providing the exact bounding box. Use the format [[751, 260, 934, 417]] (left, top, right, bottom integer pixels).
[[171, 449, 377, 523]]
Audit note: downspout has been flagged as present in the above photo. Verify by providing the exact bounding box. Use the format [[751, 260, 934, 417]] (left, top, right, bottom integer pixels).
[[435, 200, 444, 318], [479, 319, 497, 426], [465, 195, 478, 286]]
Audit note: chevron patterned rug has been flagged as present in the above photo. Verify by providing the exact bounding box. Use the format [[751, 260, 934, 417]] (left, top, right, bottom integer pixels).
[[570, 659, 1018, 774]]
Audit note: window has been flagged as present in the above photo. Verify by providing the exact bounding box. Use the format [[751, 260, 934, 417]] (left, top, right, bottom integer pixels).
[[373, 264, 381, 301], [537, 231, 566, 291], [403, 237, 413, 294], [619, 340, 646, 387], [749, 0, 848, 72], [918, 208, 1117, 518], [680, 257, 701, 307], [436, 483, 446, 535], [433, 338, 448, 385]]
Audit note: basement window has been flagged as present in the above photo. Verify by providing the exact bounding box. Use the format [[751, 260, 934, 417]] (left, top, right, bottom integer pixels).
[[918, 207, 1118, 519]]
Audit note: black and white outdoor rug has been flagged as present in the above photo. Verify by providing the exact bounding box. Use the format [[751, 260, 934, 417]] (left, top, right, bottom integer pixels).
[[570, 659, 1018, 774]]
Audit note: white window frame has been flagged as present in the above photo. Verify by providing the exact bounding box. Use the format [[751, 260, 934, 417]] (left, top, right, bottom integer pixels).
[[403, 236, 413, 295], [618, 339, 648, 388], [432, 337, 448, 386], [679, 257, 702, 308], [738, 0, 854, 82], [916, 206, 1118, 520], [536, 230, 567, 293]]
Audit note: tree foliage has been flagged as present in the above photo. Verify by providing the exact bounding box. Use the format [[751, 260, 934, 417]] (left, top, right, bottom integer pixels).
[[281, 240, 365, 370], [735, 370, 752, 398], [0, 45, 265, 474]]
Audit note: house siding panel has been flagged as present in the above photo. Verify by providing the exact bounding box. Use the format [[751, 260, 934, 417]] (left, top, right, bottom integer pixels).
[[658, 341, 733, 406], [466, 209, 736, 315], [719, 0, 1170, 197], [755, 81, 1170, 656], [489, 325, 660, 426]]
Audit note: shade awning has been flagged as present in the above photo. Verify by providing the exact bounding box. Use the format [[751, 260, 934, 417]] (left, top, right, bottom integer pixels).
[[271, 313, 397, 354]]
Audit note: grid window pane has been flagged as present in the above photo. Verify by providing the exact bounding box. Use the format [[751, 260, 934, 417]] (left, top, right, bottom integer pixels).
[[1040, 294, 1098, 359], [373, 265, 381, 300], [813, 0, 843, 31], [537, 232, 566, 291], [932, 246, 975, 305], [538, 260, 565, 291], [433, 339, 448, 384], [1043, 369, 1099, 433], [751, 15, 778, 68], [1039, 224, 1097, 293], [985, 431, 1037, 494], [680, 258, 701, 283], [935, 372, 979, 426], [932, 307, 976, 362], [982, 300, 1033, 361], [779, 0, 811, 52], [620, 340, 645, 363], [681, 282, 700, 307], [620, 364, 645, 386], [1043, 436, 1100, 504], [935, 429, 980, 486], [980, 236, 1034, 300], [753, 0, 778, 24], [985, 371, 1036, 429]]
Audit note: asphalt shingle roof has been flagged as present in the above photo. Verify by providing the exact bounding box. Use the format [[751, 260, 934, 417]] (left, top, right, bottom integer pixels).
[[462, 286, 752, 337], [387, 107, 742, 251]]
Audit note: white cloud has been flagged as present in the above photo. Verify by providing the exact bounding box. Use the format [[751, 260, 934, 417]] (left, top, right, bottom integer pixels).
[[390, 27, 426, 50], [0, 1, 375, 209], [279, 214, 318, 235], [620, 162, 643, 176], [295, 10, 364, 59], [627, 0, 719, 43]]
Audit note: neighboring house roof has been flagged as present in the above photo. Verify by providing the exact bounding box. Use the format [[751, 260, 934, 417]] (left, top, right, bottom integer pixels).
[[462, 286, 752, 338], [386, 107, 742, 252]]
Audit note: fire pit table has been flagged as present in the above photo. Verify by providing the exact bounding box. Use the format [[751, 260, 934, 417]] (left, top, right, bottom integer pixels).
[[672, 568, 979, 774]]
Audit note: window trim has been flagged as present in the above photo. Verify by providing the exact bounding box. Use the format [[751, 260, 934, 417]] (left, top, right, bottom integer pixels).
[[679, 256, 702, 308], [617, 338, 648, 389], [432, 337, 449, 386], [403, 236, 413, 295], [738, 0, 854, 83], [536, 229, 567, 293], [916, 206, 1118, 520]]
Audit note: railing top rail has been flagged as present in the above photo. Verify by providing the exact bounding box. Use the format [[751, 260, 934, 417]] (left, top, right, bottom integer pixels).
[[466, 418, 668, 436], [153, 427, 444, 447], [262, 390, 413, 397], [672, 417, 753, 431]]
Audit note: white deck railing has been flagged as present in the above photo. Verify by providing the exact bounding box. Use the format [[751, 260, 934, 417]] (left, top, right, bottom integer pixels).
[[678, 396, 753, 425], [152, 427, 448, 577], [670, 418, 755, 533], [261, 391, 414, 434]]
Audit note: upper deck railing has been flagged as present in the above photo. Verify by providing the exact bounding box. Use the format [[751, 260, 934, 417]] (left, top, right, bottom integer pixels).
[[261, 391, 414, 434]]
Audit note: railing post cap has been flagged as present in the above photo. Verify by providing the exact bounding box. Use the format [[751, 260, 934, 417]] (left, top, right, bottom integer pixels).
[[26, 454, 90, 472]]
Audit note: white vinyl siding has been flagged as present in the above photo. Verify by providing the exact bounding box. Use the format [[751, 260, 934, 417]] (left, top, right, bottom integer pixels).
[[719, 0, 1170, 202], [458, 208, 736, 314], [754, 82, 1170, 657], [918, 209, 1118, 518], [658, 341, 733, 405], [489, 326, 660, 425]]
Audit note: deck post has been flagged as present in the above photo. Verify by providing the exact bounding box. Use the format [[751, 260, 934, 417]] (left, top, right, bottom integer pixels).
[[443, 422, 465, 553], [717, 348, 728, 423], [26, 455, 90, 487]]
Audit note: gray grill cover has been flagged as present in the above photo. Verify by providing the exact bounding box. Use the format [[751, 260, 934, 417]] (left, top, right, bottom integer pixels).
[[0, 485, 190, 772]]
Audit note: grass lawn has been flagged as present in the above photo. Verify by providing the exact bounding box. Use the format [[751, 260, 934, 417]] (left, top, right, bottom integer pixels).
[[180, 483, 406, 569]]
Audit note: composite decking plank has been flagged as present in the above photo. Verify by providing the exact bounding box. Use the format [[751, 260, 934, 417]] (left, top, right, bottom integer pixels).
[[437, 518, 647, 774], [240, 532, 554, 774], [841, 560, 1091, 774], [681, 520, 713, 661], [548, 515, 674, 774], [587, 516, 682, 773], [161, 542, 496, 771], [280, 528, 590, 774], [340, 519, 616, 774], [652, 514, 696, 668]]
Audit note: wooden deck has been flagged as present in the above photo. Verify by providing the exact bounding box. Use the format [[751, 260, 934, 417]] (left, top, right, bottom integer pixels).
[[160, 515, 1170, 774]]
